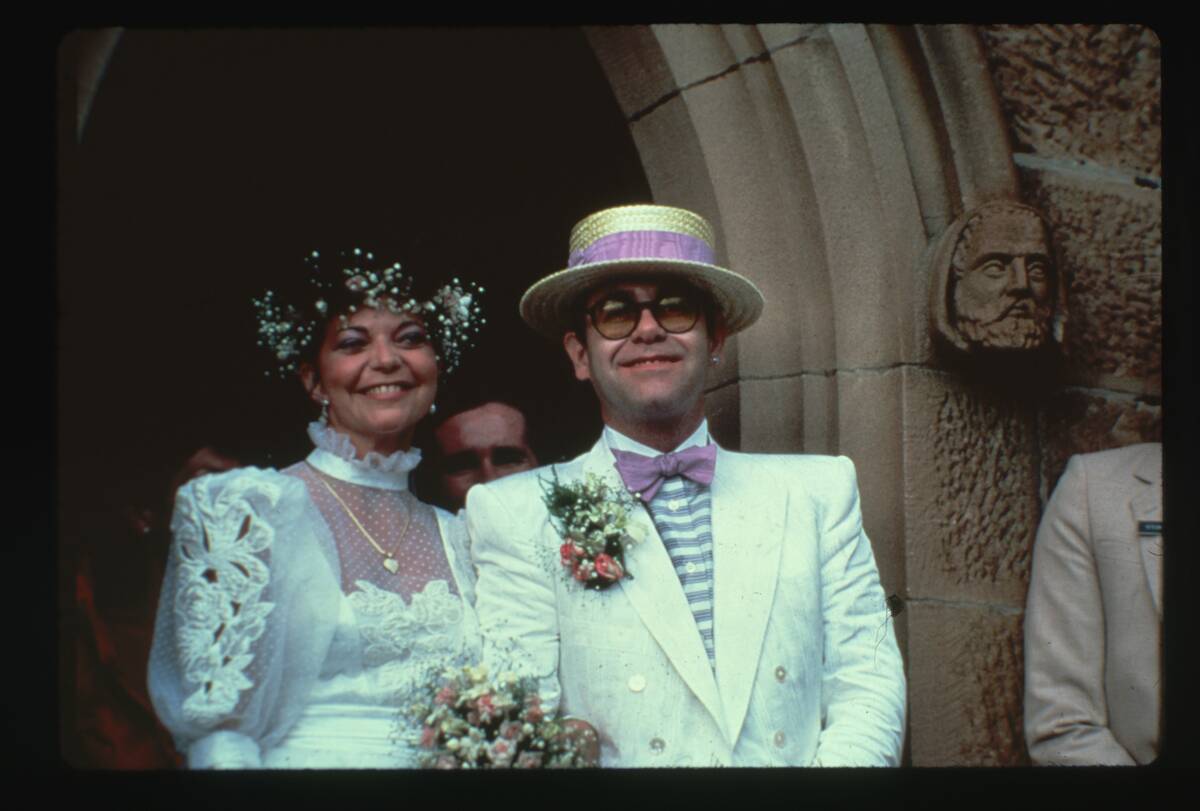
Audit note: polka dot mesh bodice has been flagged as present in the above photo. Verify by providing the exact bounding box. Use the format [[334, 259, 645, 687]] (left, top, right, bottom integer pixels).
[[287, 461, 457, 602]]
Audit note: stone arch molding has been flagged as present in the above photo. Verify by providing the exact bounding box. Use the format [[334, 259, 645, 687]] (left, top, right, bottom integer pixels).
[[584, 23, 1027, 622], [586, 24, 1021, 452]]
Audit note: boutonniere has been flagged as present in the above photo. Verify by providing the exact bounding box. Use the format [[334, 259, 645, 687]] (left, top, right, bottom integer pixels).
[[540, 468, 645, 590]]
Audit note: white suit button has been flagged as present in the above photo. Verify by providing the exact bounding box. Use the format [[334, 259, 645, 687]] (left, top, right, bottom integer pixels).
[[775, 666, 787, 682], [650, 737, 665, 753], [628, 674, 647, 692], [668, 498, 684, 511], [685, 562, 698, 574], [774, 731, 786, 747]]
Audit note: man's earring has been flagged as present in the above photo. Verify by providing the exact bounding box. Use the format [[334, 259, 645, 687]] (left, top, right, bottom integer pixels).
[[320, 399, 330, 423], [711, 355, 721, 365], [429, 402, 437, 415]]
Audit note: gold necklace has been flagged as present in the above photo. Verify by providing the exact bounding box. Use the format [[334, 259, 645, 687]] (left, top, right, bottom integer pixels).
[[311, 466, 413, 574]]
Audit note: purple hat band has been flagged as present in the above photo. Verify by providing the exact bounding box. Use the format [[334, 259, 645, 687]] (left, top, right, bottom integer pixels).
[[567, 230, 715, 268]]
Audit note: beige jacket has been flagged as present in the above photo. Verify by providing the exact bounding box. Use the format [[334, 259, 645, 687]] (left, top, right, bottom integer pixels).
[[1024, 443, 1162, 765]]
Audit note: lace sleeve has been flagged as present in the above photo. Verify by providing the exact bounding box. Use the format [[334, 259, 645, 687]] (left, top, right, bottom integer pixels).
[[147, 468, 342, 768]]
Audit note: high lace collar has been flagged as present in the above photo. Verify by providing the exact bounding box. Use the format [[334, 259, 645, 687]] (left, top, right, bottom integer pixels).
[[304, 421, 422, 491]]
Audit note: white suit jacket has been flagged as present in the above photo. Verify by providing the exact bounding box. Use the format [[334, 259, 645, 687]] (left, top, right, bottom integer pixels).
[[467, 436, 906, 767], [1024, 443, 1162, 765]]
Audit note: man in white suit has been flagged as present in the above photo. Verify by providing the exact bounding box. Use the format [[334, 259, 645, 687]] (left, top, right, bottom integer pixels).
[[1024, 442, 1162, 765], [467, 204, 906, 767]]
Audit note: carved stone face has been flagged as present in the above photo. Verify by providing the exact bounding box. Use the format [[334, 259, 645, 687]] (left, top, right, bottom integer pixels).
[[950, 206, 1056, 350]]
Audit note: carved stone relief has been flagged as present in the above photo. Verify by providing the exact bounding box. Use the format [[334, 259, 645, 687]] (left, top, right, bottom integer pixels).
[[929, 200, 1067, 354]]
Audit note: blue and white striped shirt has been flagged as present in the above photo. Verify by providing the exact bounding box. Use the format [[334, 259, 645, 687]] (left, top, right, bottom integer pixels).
[[605, 422, 717, 668]]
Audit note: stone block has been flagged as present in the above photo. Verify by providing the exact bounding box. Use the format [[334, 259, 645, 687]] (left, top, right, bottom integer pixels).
[[583, 26, 677, 120], [799, 372, 838, 457], [657, 65, 837, 377], [651, 24, 739, 89], [1039, 388, 1162, 501], [837, 367, 906, 602], [757, 24, 824, 52], [979, 24, 1161, 177], [627, 95, 721, 216], [1018, 170, 1161, 392], [904, 367, 1039, 606], [907, 600, 1029, 766], [704, 378, 741, 452], [737, 375, 808, 454], [718, 24, 767, 65], [771, 33, 913, 368], [829, 23, 930, 363]]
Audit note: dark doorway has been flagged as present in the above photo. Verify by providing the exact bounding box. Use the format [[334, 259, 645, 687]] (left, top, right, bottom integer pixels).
[[60, 26, 650, 767]]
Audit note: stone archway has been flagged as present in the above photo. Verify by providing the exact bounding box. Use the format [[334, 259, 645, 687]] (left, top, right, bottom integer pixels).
[[584, 23, 1041, 765]]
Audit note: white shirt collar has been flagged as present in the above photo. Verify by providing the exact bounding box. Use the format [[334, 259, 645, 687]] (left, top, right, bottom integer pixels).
[[603, 418, 711, 457]]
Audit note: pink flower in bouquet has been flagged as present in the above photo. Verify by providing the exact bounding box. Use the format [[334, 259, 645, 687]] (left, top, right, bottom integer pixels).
[[487, 738, 515, 767], [499, 720, 523, 740], [515, 751, 544, 768], [434, 685, 457, 706], [560, 542, 581, 567], [572, 562, 591, 582], [476, 693, 497, 721], [524, 696, 544, 724], [434, 754, 459, 769], [420, 725, 438, 748], [593, 553, 625, 582]]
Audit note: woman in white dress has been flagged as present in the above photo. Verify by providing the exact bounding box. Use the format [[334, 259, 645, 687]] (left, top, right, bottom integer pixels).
[[147, 248, 485, 768]]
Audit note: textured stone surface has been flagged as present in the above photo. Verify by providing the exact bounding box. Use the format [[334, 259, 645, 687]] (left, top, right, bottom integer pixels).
[[652, 24, 739, 90], [738, 375, 808, 454], [583, 26, 677, 119], [704, 378, 741, 452], [719, 24, 767, 65], [772, 31, 910, 369], [1020, 170, 1162, 391], [908, 601, 1028, 766], [757, 24, 823, 52], [980, 24, 1161, 177], [829, 24, 930, 363], [627, 94, 720, 214], [836, 368, 906, 602], [672, 63, 838, 378], [1039, 388, 1162, 502], [904, 368, 1038, 605], [914, 24, 1021, 209]]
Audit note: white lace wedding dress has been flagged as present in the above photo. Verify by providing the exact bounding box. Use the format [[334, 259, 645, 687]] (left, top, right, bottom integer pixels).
[[147, 422, 480, 768]]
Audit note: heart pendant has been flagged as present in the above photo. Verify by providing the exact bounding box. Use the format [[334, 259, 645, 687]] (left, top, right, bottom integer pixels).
[[383, 557, 400, 574]]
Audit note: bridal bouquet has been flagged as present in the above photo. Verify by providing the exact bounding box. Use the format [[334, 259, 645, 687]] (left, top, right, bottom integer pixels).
[[540, 469, 644, 591], [412, 664, 595, 769]]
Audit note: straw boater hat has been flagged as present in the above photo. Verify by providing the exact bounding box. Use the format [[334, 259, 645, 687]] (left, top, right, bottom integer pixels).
[[519, 204, 764, 340]]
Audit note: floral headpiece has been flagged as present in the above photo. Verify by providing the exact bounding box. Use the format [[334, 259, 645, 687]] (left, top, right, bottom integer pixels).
[[252, 248, 485, 377]]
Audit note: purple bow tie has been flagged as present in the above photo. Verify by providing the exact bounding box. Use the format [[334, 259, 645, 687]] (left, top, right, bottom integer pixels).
[[611, 444, 717, 501]]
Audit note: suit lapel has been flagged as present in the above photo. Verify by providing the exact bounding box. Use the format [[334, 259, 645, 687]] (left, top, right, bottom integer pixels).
[[581, 439, 729, 740], [1130, 447, 1163, 617], [711, 449, 787, 745]]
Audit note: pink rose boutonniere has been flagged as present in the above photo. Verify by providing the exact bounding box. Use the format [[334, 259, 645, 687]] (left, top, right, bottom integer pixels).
[[541, 469, 645, 591]]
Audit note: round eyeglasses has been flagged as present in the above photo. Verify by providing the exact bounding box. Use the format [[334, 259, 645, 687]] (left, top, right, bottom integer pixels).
[[587, 291, 702, 340]]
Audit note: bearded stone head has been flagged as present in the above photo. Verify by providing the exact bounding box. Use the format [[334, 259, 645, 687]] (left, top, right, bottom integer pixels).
[[931, 200, 1066, 353]]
